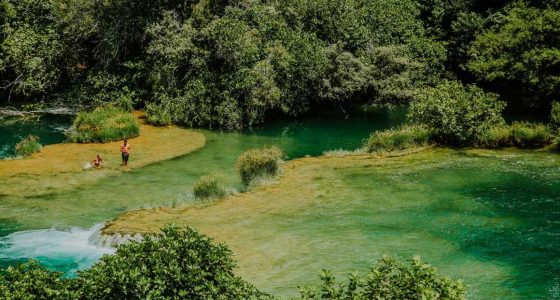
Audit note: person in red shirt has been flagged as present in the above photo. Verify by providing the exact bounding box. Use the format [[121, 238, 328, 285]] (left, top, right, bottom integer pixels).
[[120, 139, 130, 166]]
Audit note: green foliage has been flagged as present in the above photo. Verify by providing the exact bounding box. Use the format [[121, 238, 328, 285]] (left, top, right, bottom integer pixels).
[[476, 122, 553, 148], [467, 2, 560, 102], [145, 103, 172, 126], [509, 122, 552, 148], [14, 135, 42, 156], [299, 255, 465, 300], [476, 126, 512, 148], [551, 101, 560, 130], [0, 227, 468, 299], [236, 146, 283, 186], [0, 260, 75, 300], [76, 225, 266, 299], [193, 173, 227, 200], [366, 125, 431, 153], [70, 106, 139, 143], [0, 0, 63, 97], [409, 80, 506, 145]]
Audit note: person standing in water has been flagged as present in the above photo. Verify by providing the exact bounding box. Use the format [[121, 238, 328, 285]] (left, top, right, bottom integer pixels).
[[120, 139, 130, 166]]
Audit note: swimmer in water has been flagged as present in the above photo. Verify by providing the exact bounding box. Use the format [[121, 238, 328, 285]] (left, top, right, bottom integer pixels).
[[91, 154, 103, 168]]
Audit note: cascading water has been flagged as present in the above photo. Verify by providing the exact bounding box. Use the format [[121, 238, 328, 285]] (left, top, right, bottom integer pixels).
[[0, 224, 114, 276]]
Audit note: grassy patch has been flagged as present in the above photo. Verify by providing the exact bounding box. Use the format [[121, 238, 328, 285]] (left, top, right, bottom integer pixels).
[[236, 146, 283, 186], [69, 106, 140, 143], [15, 135, 42, 157], [193, 173, 227, 200], [365, 125, 431, 153], [476, 122, 553, 148]]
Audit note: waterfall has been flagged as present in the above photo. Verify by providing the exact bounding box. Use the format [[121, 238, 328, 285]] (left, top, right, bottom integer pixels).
[[0, 223, 115, 275]]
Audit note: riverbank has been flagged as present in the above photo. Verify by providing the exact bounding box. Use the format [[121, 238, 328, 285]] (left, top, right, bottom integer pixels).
[[101, 147, 560, 298]]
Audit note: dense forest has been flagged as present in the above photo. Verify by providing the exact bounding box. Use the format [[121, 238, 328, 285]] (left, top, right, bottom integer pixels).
[[1, 0, 558, 129]]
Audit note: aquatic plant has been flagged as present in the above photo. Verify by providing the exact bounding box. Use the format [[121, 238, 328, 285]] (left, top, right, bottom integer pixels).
[[365, 125, 431, 153], [299, 255, 465, 300], [14, 135, 42, 156], [69, 106, 139, 143], [409, 80, 506, 146], [236, 146, 283, 186], [193, 173, 227, 200]]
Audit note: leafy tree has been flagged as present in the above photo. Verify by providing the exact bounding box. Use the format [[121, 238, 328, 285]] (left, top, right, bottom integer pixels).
[[467, 2, 560, 104], [0, 0, 63, 98], [409, 80, 506, 145], [299, 255, 465, 300]]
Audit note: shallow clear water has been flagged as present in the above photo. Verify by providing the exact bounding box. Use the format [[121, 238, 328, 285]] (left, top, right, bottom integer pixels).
[[0, 108, 404, 273], [1, 109, 559, 299]]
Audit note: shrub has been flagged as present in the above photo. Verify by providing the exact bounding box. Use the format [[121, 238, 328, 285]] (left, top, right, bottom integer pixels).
[[145, 103, 172, 126], [69, 106, 140, 143], [0, 260, 76, 299], [476, 122, 553, 148], [476, 126, 512, 148], [365, 125, 431, 153], [15, 135, 42, 156], [236, 146, 283, 186], [509, 122, 552, 148], [409, 80, 506, 146], [551, 101, 560, 131], [299, 255, 465, 300], [76, 225, 267, 299], [193, 173, 227, 200]]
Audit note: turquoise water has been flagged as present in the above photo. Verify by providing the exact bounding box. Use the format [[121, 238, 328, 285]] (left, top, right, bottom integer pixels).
[[1, 108, 560, 298], [0, 114, 71, 158], [0, 108, 405, 273]]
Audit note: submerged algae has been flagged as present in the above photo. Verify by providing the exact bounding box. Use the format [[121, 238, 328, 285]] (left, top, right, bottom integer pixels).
[[103, 148, 560, 299]]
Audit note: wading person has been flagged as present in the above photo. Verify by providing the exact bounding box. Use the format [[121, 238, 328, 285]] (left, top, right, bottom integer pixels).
[[91, 154, 103, 168], [120, 139, 130, 166]]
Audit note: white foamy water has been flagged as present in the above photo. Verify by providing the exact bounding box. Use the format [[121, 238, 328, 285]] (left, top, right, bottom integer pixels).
[[0, 223, 114, 275]]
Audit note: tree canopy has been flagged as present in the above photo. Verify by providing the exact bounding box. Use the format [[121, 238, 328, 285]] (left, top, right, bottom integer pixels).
[[0, 0, 558, 127]]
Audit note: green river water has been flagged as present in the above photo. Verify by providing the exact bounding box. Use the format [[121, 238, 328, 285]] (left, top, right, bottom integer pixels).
[[0, 109, 559, 299]]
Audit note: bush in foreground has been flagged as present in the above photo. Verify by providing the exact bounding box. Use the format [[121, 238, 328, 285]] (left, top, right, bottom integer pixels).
[[409, 80, 505, 146], [193, 173, 227, 200], [69, 106, 140, 143], [236, 146, 283, 186], [0, 226, 465, 299], [299, 255, 465, 300], [0, 260, 76, 299], [366, 125, 431, 153], [76, 225, 266, 299], [14, 135, 42, 156], [476, 122, 552, 148]]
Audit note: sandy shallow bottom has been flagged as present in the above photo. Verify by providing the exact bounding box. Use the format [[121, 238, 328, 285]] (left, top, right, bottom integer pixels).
[[103, 148, 560, 299]]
